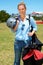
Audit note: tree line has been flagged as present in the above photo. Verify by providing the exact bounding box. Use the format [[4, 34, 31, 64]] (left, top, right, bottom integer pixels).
[[33, 16, 43, 21], [0, 10, 43, 23]]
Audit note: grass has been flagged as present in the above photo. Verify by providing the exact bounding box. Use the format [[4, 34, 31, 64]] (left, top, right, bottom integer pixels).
[[0, 23, 43, 65], [0, 23, 14, 65], [36, 24, 43, 42]]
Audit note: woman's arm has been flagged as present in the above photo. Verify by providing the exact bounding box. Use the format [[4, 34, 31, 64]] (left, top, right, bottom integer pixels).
[[28, 17, 37, 36], [13, 20, 19, 31]]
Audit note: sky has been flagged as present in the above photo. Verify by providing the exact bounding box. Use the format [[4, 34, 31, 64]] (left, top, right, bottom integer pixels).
[[0, 0, 43, 14]]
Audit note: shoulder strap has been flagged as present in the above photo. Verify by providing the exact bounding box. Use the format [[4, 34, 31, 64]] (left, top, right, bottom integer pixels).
[[26, 14, 30, 25], [27, 14, 36, 43], [29, 14, 30, 25], [15, 15, 20, 21], [28, 14, 33, 32]]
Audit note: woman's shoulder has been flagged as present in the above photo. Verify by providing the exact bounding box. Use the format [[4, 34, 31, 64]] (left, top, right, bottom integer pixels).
[[26, 14, 34, 19]]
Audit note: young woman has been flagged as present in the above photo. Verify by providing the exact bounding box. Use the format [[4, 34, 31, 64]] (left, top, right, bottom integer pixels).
[[13, 2, 37, 65]]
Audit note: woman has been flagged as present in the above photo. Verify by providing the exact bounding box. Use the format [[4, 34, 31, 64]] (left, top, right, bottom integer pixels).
[[13, 2, 37, 65]]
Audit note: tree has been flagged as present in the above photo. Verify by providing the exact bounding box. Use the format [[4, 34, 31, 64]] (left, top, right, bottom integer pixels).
[[41, 16, 43, 21], [33, 16, 42, 20], [0, 10, 10, 22]]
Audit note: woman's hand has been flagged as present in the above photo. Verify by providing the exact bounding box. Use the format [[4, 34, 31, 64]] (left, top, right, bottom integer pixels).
[[28, 30, 35, 36]]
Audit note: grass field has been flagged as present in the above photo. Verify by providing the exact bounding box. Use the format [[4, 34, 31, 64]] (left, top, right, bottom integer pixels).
[[0, 23, 43, 65]]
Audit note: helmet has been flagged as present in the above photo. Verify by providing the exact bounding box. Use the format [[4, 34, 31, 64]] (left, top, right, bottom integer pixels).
[[6, 17, 17, 29]]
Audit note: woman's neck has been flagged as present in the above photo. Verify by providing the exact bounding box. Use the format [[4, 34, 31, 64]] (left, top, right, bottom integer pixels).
[[20, 15, 26, 21]]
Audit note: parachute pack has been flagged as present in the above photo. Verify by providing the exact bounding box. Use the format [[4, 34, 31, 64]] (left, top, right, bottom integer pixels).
[[21, 14, 43, 65]]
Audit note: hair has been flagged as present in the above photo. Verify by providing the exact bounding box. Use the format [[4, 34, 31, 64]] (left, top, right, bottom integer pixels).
[[17, 2, 26, 9]]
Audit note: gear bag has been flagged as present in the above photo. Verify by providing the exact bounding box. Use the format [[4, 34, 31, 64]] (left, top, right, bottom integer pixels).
[[22, 14, 43, 65]]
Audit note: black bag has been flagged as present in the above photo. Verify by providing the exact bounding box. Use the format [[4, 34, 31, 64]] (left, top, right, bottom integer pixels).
[[23, 55, 43, 65], [22, 34, 43, 65], [22, 15, 43, 65]]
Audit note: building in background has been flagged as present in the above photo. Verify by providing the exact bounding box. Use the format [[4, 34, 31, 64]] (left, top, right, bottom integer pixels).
[[32, 12, 43, 17]]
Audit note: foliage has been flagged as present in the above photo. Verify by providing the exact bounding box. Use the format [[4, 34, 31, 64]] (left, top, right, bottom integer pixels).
[[33, 16, 43, 21], [0, 10, 10, 22], [41, 16, 43, 21]]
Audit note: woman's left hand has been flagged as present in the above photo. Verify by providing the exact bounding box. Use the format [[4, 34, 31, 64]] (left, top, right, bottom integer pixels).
[[28, 30, 35, 36], [28, 32, 33, 36]]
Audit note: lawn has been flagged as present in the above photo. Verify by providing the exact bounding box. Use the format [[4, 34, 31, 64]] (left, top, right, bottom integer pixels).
[[0, 23, 43, 65]]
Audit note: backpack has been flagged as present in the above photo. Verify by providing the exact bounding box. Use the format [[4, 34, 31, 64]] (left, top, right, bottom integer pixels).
[[17, 15, 43, 65]]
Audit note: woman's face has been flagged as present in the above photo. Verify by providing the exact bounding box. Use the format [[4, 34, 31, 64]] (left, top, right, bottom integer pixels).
[[18, 5, 26, 16]]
